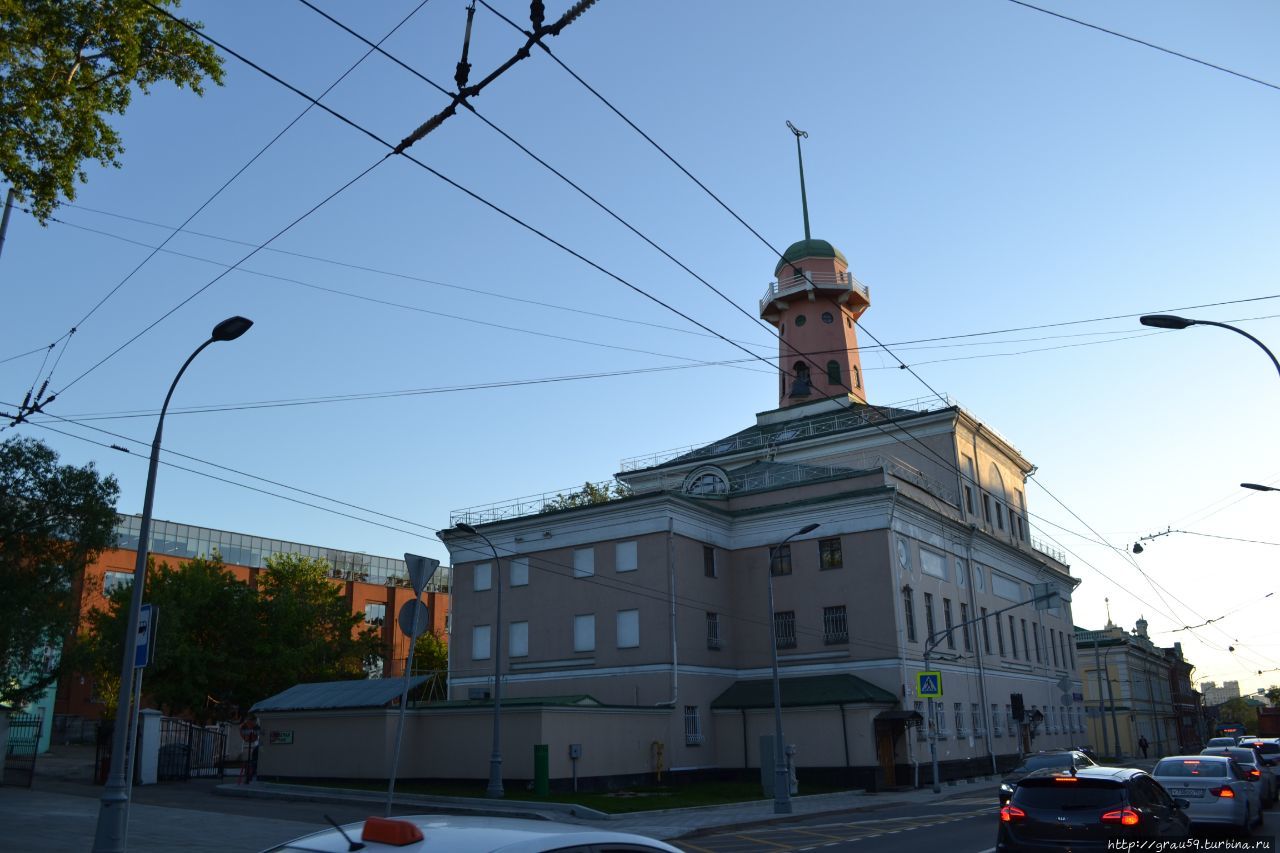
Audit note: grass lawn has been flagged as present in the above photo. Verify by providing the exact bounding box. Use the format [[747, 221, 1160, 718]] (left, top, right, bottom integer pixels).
[[290, 778, 854, 814]]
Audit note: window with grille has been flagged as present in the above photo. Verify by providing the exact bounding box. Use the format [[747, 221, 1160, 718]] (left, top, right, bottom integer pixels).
[[823, 605, 848, 645], [705, 612, 721, 650], [936, 702, 948, 737], [972, 703, 983, 738], [955, 702, 966, 736], [915, 701, 927, 740], [684, 705, 703, 745], [992, 703, 1002, 736], [774, 610, 796, 649], [819, 538, 843, 569], [770, 543, 792, 576]]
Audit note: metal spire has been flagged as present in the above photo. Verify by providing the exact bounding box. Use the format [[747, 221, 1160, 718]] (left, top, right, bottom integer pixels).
[[786, 121, 811, 241]]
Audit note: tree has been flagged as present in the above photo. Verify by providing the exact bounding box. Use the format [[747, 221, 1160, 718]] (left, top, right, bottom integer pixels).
[[76, 555, 256, 723], [254, 552, 382, 701], [1267, 685, 1280, 707], [0, 436, 118, 706], [540, 480, 631, 513], [410, 630, 448, 702], [1218, 696, 1258, 732], [0, 0, 224, 223]]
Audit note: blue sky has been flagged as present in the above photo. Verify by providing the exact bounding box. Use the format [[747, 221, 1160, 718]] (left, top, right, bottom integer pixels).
[[3, 0, 1278, 693]]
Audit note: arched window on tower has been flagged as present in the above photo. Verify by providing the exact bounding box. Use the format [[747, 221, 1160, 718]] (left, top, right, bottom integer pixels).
[[826, 361, 841, 385], [789, 363, 811, 397], [852, 365, 861, 389]]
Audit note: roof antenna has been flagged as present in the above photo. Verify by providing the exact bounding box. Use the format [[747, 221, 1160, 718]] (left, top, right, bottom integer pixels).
[[786, 120, 812, 241], [324, 814, 365, 851]]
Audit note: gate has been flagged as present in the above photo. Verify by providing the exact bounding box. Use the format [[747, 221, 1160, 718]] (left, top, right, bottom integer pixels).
[[3, 712, 43, 787], [157, 718, 226, 781]]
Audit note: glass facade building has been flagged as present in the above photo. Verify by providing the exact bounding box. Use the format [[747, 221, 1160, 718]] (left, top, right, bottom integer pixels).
[[111, 514, 451, 592]]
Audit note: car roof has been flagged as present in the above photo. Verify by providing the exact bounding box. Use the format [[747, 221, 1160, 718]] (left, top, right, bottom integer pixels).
[[262, 814, 682, 853], [1202, 747, 1258, 762], [1154, 754, 1232, 768], [1020, 766, 1139, 783]]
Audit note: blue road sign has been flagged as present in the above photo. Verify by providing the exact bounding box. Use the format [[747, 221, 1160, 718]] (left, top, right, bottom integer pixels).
[[134, 603, 156, 668], [917, 670, 942, 698]]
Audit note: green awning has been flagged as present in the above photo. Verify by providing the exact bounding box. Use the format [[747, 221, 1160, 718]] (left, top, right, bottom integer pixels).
[[712, 674, 897, 710]]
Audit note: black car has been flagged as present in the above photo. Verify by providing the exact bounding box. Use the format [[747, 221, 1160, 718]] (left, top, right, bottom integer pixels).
[[997, 767, 1192, 851], [999, 750, 1098, 803]]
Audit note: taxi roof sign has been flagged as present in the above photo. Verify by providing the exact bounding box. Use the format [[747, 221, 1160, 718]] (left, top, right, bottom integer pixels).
[[917, 670, 942, 698]]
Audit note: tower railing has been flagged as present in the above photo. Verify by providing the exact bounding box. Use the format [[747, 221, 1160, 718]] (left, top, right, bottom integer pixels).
[[759, 270, 870, 315]]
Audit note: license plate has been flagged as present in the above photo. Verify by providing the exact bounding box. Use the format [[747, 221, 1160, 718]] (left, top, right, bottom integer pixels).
[[1167, 788, 1204, 797]]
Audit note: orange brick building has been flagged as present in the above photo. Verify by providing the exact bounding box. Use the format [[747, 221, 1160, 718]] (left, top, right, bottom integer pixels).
[[56, 514, 451, 722]]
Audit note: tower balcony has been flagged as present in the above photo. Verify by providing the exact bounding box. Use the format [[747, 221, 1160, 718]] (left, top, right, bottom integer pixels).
[[759, 270, 870, 319]]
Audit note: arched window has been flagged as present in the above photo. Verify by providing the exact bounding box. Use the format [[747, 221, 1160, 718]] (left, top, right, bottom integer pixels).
[[685, 468, 729, 496], [826, 361, 841, 384], [789, 362, 811, 398], [852, 365, 861, 389]]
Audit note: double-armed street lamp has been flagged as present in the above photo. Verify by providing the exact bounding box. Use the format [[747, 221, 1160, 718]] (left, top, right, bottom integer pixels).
[[455, 521, 505, 799], [766, 522, 820, 815], [93, 316, 253, 853], [1139, 314, 1280, 380]]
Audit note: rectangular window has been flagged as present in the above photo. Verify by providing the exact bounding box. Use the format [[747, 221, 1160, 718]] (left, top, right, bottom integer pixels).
[[573, 548, 594, 578], [1033, 623, 1042, 663], [473, 562, 492, 591], [972, 703, 983, 738], [1021, 619, 1030, 661], [683, 706, 703, 745], [995, 502, 1005, 530], [615, 540, 638, 573], [963, 484, 975, 515], [573, 614, 595, 652], [992, 703, 1002, 736], [509, 621, 528, 658], [103, 571, 132, 597], [1007, 616, 1016, 658], [509, 557, 529, 587], [960, 603, 971, 651], [703, 545, 716, 578], [472, 625, 491, 660], [943, 598, 955, 650], [770, 543, 792, 576], [774, 611, 797, 649], [981, 607, 991, 654], [1068, 637, 1075, 669], [616, 609, 640, 648], [936, 701, 948, 736], [706, 612, 721, 650], [982, 493, 992, 523], [819, 538, 843, 570], [955, 702, 966, 736], [924, 593, 936, 644], [364, 602, 386, 626], [823, 605, 848, 645], [1051, 628, 1060, 668], [903, 586, 917, 643]]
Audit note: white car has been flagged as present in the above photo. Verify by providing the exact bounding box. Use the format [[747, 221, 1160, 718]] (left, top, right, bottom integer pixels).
[[260, 814, 684, 853], [1153, 755, 1261, 834]]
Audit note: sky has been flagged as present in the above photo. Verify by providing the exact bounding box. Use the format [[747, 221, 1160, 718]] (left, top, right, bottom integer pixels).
[[2, 0, 1278, 694]]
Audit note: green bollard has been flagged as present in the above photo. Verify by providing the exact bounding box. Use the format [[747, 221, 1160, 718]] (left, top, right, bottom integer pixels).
[[534, 744, 549, 797]]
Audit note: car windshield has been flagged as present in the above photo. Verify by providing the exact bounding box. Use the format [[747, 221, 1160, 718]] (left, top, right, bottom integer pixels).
[[1016, 754, 1074, 773], [1203, 748, 1258, 766], [1014, 779, 1126, 810], [1155, 758, 1228, 778]]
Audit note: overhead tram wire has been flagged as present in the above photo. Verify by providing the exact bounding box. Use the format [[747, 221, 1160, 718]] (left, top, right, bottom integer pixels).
[[10, 0, 436, 422], [166, 2, 1263, 660]]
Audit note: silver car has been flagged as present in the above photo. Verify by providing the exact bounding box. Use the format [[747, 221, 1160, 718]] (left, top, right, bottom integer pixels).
[[261, 814, 684, 853], [1154, 755, 1260, 833], [1201, 747, 1276, 805]]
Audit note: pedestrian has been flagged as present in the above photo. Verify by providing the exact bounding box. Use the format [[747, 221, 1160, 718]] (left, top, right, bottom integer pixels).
[[1139, 735, 1149, 758]]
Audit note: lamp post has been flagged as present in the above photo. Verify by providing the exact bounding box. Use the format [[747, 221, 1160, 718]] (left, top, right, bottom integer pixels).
[[1139, 314, 1280, 379], [456, 522, 504, 798], [93, 316, 253, 853], [766, 522, 819, 815]]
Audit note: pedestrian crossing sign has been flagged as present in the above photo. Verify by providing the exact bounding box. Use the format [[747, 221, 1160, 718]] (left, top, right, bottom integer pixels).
[[917, 671, 942, 698]]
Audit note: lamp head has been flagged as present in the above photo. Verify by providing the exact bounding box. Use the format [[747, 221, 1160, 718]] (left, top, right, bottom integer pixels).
[[1139, 314, 1195, 330], [1242, 483, 1278, 492], [455, 522, 479, 535], [797, 523, 820, 535], [1132, 542, 1144, 554], [211, 316, 253, 341]]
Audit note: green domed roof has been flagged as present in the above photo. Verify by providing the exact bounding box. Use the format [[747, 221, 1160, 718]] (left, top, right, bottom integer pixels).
[[774, 238, 847, 275]]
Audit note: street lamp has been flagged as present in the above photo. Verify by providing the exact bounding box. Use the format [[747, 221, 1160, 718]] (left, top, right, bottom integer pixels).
[[1139, 314, 1280, 379], [455, 521, 505, 798], [1242, 483, 1280, 493], [766, 522, 819, 815], [93, 316, 252, 853]]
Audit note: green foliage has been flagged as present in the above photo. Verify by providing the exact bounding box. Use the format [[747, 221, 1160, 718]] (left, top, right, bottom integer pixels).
[[540, 480, 631, 513], [0, 436, 118, 706], [1219, 696, 1258, 731], [0, 0, 224, 222], [410, 630, 448, 702], [1267, 686, 1280, 707]]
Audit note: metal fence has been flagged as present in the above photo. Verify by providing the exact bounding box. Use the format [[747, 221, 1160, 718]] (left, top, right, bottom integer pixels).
[[157, 718, 226, 781], [3, 712, 43, 787]]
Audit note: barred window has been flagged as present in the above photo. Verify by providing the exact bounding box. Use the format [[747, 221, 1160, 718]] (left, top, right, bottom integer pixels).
[[770, 543, 793, 576], [684, 705, 703, 745], [915, 701, 927, 740], [955, 702, 966, 736], [992, 703, 1002, 736], [972, 703, 983, 738], [706, 612, 721, 650], [823, 605, 848, 645], [774, 610, 797, 649]]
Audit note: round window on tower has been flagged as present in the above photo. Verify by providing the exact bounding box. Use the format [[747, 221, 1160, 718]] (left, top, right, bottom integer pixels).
[[795, 315, 807, 327], [822, 312, 834, 324]]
